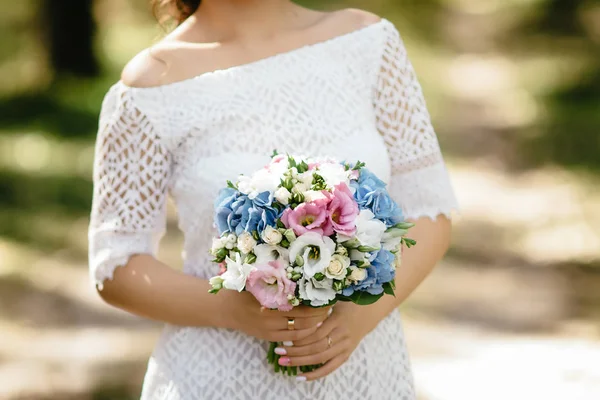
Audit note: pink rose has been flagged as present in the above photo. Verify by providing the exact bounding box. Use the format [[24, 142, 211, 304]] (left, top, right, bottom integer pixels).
[[326, 183, 359, 236], [246, 260, 296, 312], [281, 199, 333, 236]]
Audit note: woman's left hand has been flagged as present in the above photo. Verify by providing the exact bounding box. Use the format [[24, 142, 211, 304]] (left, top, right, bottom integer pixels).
[[275, 301, 375, 381]]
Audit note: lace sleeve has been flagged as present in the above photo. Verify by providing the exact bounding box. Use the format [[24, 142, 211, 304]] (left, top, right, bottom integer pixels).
[[88, 84, 171, 289], [374, 22, 458, 220]]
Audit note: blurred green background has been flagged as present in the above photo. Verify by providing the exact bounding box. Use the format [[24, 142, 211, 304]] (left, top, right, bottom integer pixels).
[[0, 0, 599, 399]]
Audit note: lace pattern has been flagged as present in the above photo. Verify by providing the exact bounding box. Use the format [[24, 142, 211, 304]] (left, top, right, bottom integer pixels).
[[88, 85, 171, 288]]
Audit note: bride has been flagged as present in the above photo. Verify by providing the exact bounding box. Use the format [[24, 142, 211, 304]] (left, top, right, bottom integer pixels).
[[88, 0, 457, 398]]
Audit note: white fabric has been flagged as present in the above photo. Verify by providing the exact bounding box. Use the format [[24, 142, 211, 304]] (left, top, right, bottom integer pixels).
[[89, 19, 457, 400]]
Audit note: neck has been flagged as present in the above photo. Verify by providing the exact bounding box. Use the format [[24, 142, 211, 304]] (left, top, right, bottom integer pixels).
[[190, 0, 302, 38]]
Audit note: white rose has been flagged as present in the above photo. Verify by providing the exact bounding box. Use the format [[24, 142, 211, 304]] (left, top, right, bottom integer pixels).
[[261, 226, 283, 245], [325, 254, 350, 280], [221, 253, 256, 292], [274, 187, 292, 205], [303, 190, 327, 202], [317, 162, 350, 188], [355, 210, 386, 249], [347, 267, 367, 283], [237, 232, 257, 254], [288, 232, 336, 278], [254, 244, 289, 265], [298, 276, 337, 307]]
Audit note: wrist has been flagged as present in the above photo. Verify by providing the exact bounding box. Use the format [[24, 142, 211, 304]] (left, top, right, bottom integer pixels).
[[209, 289, 242, 330]]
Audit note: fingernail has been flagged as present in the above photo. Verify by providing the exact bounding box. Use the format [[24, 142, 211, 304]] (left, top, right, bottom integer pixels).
[[274, 347, 287, 356], [282, 341, 294, 347], [296, 376, 307, 382], [278, 357, 291, 366], [317, 322, 323, 328]]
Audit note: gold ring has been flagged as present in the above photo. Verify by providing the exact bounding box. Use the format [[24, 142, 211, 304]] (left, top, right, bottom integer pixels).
[[327, 336, 333, 348], [287, 318, 295, 331]]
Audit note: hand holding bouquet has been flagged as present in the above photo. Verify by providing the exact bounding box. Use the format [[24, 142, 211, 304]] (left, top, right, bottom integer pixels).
[[209, 152, 415, 375]]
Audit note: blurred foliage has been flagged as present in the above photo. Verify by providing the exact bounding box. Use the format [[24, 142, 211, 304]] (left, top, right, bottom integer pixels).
[[0, 0, 598, 254]]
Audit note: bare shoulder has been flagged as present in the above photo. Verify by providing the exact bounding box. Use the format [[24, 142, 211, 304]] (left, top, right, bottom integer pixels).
[[121, 43, 176, 88], [322, 8, 383, 33]]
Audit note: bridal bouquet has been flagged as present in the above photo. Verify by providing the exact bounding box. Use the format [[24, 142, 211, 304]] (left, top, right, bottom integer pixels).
[[208, 152, 415, 375]]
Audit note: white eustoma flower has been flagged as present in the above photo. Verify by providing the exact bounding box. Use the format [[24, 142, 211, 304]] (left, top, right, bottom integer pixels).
[[254, 244, 290, 265], [261, 226, 283, 245], [298, 276, 337, 307], [347, 266, 367, 283], [325, 254, 350, 280], [221, 253, 256, 292], [237, 232, 257, 254], [274, 187, 292, 205], [288, 232, 336, 278], [355, 210, 386, 249], [382, 229, 404, 252], [317, 162, 351, 188]]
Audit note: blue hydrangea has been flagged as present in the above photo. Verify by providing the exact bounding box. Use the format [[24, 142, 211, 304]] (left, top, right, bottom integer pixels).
[[342, 249, 396, 296], [214, 189, 280, 236], [351, 168, 403, 226]]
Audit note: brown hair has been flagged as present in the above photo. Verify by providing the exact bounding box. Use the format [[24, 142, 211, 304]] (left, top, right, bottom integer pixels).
[[152, 0, 201, 24]]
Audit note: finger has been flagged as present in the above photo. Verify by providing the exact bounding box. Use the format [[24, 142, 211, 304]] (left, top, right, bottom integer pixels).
[[280, 338, 350, 367], [262, 306, 332, 319], [298, 353, 348, 382], [267, 325, 320, 343], [278, 328, 343, 357], [292, 316, 338, 347], [274, 315, 328, 331]]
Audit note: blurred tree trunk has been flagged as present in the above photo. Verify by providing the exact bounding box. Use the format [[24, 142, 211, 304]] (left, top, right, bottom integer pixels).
[[43, 0, 99, 77]]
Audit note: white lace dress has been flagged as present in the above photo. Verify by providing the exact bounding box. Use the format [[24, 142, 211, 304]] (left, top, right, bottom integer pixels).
[[89, 19, 457, 400]]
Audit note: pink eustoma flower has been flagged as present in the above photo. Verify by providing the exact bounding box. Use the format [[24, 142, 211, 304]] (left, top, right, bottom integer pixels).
[[246, 260, 297, 312], [281, 199, 333, 236], [326, 183, 359, 236]]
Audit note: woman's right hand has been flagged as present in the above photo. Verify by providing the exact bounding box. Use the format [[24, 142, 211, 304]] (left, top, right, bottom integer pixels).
[[222, 290, 331, 343]]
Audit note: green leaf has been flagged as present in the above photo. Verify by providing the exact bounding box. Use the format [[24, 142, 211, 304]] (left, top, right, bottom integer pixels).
[[382, 282, 396, 297], [226, 180, 238, 190], [252, 230, 260, 241], [287, 155, 297, 168], [314, 272, 325, 281], [276, 219, 286, 229], [271, 149, 279, 158], [297, 160, 309, 173], [352, 160, 366, 171], [348, 291, 384, 305]]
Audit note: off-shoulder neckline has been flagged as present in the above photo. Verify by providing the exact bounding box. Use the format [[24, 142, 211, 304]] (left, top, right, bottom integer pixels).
[[117, 18, 390, 91]]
